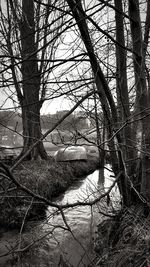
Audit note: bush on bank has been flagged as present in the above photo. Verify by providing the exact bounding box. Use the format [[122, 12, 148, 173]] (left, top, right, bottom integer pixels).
[[0, 156, 99, 230]]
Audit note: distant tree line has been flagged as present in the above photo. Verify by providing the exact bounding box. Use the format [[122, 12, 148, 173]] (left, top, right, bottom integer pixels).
[[0, 110, 94, 134]]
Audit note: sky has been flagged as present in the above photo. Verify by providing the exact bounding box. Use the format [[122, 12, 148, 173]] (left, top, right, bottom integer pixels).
[[0, 1, 147, 114], [0, 90, 73, 114], [0, 0, 100, 115], [41, 97, 74, 114]]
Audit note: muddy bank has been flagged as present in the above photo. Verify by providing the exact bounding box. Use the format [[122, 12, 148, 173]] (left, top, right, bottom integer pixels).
[[93, 205, 150, 266], [0, 156, 99, 230]]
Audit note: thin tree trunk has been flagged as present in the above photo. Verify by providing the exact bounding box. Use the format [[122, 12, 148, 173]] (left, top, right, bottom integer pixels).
[[93, 91, 104, 167], [114, 0, 134, 162]]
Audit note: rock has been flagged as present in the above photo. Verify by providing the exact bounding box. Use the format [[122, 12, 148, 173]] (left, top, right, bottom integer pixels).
[[54, 146, 87, 161]]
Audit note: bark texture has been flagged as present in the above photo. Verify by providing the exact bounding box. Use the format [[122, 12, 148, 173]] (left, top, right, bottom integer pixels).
[[19, 0, 47, 160]]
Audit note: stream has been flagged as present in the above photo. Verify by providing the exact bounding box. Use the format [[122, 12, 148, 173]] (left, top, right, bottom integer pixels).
[[0, 165, 120, 267]]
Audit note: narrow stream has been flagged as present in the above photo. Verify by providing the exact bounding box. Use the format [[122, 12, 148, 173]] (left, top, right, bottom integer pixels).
[[0, 165, 120, 267]]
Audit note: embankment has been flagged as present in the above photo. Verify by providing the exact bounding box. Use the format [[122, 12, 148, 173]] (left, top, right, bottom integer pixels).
[[0, 156, 99, 230]]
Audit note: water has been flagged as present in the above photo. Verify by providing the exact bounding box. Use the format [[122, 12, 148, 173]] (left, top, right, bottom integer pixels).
[[0, 165, 120, 267]]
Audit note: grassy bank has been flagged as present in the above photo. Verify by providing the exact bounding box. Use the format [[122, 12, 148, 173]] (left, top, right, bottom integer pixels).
[[93, 205, 150, 266], [0, 156, 99, 230]]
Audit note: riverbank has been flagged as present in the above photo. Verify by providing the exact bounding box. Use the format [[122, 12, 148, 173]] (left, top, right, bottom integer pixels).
[[0, 156, 99, 230], [93, 204, 150, 266]]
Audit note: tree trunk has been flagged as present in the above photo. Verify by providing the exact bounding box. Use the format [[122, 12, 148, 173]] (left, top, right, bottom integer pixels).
[[114, 0, 134, 162], [129, 0, 150, 200], [20, 0, 47, 160], [67, 0, 131, 206], [20, 99, 47, 160], [93, 91, 105, 167], [66, 0, 118, 167]]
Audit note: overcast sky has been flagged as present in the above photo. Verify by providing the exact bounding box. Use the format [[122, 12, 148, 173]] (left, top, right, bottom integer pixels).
[[0, 1, 147, 114], [0, 90, 73, 114]]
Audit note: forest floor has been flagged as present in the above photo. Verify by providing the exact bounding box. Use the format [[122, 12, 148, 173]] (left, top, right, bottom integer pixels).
[[93, 204, 150, 267], [0, 156, 99, 230]]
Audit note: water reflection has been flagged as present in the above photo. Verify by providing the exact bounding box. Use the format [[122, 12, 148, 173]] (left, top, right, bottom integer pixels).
[[42, 165, 120, 266], [43, 170, 102, 266], [0, 166, 120, 267]]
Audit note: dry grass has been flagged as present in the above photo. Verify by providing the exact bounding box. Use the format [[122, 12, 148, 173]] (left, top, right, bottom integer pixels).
[[0, 156, 99, 229], [94, 205, 150, 267]]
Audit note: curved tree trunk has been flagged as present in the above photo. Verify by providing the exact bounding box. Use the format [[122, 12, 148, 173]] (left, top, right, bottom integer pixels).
[[67, 0, 131, 206], [66, 0, 118, 169]]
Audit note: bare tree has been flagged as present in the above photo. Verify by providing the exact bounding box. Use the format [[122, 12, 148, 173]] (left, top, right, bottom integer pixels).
[[66, 0, 131, 206], [0, 0, 65, 159], [48, 0, 149, 205]]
